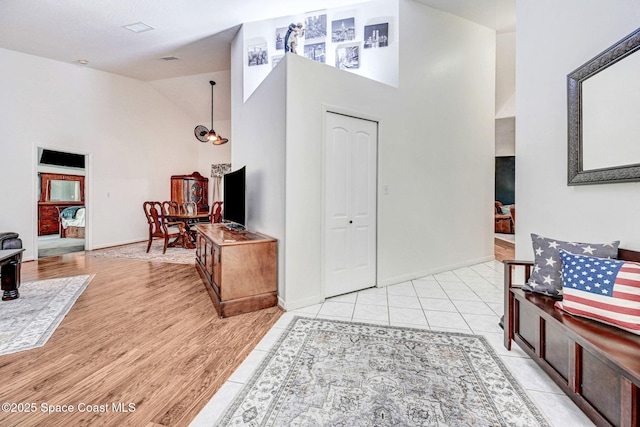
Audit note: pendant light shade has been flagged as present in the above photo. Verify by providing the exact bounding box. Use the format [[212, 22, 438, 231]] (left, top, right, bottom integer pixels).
[[207, 129, 228, 145], [194, 80, 228, 145]]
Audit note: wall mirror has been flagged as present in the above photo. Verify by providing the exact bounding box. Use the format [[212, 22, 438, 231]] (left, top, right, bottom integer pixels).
[[567, 27, 640, 185], [49, 180, 81, 201], [39, 173, 85, 203]]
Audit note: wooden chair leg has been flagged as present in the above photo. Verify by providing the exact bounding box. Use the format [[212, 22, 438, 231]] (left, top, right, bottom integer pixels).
[[146, 238, 152, 253], [163, 236, 168, 254]]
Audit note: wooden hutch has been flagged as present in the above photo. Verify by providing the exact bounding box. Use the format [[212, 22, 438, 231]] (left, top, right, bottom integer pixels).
[[171, 172, 209, 214]]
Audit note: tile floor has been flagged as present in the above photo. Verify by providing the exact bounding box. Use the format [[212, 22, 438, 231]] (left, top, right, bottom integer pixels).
[[190, 260, 595, 427]]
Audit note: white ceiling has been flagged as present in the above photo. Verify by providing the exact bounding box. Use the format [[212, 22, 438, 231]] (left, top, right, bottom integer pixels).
[[0, 0, 515, 82]]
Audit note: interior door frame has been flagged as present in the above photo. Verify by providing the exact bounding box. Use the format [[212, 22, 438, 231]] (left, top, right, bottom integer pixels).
[[320, 104, 381, 300], [33, 144, 93, 259]]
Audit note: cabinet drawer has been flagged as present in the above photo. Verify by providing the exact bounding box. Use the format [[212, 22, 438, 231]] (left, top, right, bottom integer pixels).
[[39, 222, 57, 235], [39, 205, 58, 216], [39, 206, 60, 236]]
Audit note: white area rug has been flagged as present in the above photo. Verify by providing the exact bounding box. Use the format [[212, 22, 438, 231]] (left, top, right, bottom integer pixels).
[[216, 317, 550, 426], [0, 275, 93, 356], [86, 242, 196, 265]]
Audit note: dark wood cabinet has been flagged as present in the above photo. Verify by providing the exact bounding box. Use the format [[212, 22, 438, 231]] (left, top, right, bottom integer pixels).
[[171, 172, 209, 214], [195, 224, 278, 318]]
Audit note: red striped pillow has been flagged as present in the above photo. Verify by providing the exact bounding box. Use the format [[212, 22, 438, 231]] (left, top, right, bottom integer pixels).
[[555, 249, 640, 335]]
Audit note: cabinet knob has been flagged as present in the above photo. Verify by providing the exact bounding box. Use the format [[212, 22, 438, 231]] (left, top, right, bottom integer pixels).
[[349, 220, 353, 224]]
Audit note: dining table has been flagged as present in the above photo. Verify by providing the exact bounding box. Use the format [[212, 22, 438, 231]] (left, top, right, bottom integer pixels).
[[165, 213, 210, 249]]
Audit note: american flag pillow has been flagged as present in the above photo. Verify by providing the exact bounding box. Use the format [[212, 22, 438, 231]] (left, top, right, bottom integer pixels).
[[555, 249, 640, 335]]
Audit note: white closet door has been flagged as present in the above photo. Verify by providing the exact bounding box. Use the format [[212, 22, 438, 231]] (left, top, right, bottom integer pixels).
[[324, 112, 377, 298]]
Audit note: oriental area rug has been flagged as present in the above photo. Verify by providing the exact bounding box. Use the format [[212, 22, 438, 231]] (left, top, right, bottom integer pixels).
[[0, 275, 93, 356], [216, 317, 549, 427], [86, 242, 195, 265]]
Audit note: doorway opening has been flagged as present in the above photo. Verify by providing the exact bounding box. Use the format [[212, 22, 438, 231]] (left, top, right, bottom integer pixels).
[[36, 148, 87, 258], [494, 117, 515, 259]]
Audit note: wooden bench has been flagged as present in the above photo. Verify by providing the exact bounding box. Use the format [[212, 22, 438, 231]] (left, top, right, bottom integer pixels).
[[503, 248, 640, 427]]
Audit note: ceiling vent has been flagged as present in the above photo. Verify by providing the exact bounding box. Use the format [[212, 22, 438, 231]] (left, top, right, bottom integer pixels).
[[123, 22, 155, 33]]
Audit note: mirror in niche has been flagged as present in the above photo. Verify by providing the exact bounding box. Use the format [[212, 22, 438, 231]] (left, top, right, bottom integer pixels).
[[38, 173, 85, 203], [49, 179, 81, 201], [567, 26, 640, 185]]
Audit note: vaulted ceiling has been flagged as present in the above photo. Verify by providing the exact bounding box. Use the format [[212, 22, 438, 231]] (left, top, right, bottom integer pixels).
[[0, 0, 515, 82]]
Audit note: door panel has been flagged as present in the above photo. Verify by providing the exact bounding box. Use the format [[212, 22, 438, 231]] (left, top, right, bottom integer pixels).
[[324, 112, 377, 298], [329, 227, 348, 272]]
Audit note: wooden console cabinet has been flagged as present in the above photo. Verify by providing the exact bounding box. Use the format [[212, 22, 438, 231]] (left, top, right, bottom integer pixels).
[[195, 224, 277, 318]]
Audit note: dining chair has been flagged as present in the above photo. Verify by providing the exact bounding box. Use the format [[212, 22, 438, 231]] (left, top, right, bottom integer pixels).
[[209, 201, 223, 223], [183, 201, 197, 215], [143, 201, 186, 254], [162, 200, 181, 216]]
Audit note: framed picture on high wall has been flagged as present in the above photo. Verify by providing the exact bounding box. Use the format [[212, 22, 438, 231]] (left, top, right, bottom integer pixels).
[[305, 14, 327, 40], [275, 27, 287, 50], [364, 23, 389, 48], [331, 18, 355, 43], [336, 43, 360, 70], [247, 43, 268, 66], [304, 42, 326, 63]]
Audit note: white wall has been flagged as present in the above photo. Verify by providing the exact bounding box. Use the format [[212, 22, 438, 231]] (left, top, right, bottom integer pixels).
[[241, 0, 399, 101], [0, 48, 200, 260], [231, 51, 287, 301], [515, 0, 640, 259], [496, 117, 515, 157], [496, 32, 515, 118], [232, 0, 495, 309]]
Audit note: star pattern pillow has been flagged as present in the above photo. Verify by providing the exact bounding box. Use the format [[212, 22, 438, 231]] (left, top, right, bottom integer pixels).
[[523, 234, 620, 298], [556, 250, 640, 335]]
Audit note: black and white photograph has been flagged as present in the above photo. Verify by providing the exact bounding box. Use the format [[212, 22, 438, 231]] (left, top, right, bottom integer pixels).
[[364, 23, 389, 49], [331, 18, 355, 43], [272, 55, 284, 68], [304, 14, 327, 40], [247, 43, 268, 66], [275, 27, 287, 50], [304, 42, 326, 63], [335, 43, 360, 70]]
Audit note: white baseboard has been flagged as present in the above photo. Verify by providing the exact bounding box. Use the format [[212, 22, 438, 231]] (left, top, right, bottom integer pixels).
[[377, 255, 495, 287], [279, 295, 325, 311]]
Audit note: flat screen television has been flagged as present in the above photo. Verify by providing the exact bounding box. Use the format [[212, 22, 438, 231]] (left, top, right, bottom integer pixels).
[[223, 166, 246, 227]]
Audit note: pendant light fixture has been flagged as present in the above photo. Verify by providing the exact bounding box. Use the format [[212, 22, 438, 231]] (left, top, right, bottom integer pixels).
[[194, 80, 228, 145]]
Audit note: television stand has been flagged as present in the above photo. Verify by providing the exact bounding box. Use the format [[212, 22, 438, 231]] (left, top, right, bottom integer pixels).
[[194, 224, 278, 317]]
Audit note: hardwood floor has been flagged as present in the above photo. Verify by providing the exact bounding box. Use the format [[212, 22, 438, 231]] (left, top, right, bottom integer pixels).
[[0, 252, 283, 427], [494, 236, 515, 262]]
